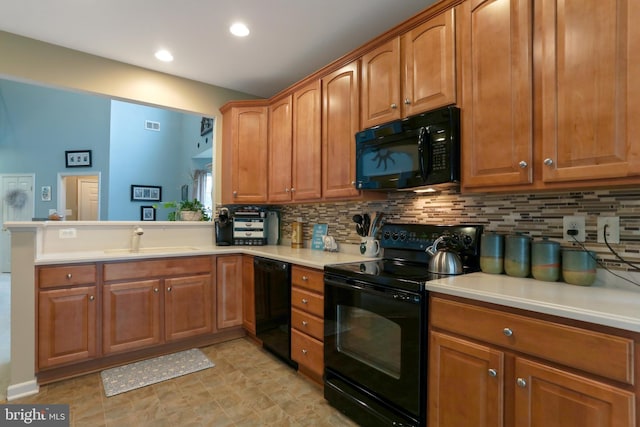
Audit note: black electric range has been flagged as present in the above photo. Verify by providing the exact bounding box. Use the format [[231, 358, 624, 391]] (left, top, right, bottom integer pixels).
[[324, 222, 484, 292]]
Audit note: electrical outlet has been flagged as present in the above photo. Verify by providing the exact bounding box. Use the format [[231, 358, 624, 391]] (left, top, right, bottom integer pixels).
[[58, 228, 77, 239], [597, 216, 620, 244], [563, 215, 585, 242]]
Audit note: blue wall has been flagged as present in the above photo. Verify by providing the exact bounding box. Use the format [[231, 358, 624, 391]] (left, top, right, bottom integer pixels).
[[0, 79, 210, 220]]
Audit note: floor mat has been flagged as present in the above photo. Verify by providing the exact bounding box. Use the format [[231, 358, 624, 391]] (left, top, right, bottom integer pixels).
[[100, 348, 214, 397]]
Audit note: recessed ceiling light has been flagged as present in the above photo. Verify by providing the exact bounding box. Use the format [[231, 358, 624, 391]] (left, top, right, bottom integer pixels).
[[154, 49, 174, 62], [230, 22, 250, 37]]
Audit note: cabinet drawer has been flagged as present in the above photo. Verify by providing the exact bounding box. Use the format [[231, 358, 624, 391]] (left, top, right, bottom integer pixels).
[[291, 265, 324, 293], [291, 328, 324, 377], [430, 297, 634, 384], [292, 307, 324, 341], [103, 256, 211, 281], [38, 264, 97, 288], [291, 287, 323, 317]]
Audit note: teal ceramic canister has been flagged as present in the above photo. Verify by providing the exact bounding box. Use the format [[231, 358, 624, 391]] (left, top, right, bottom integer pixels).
[[562, 248, 597, 286], [480, 232, 504, 274], [531, 237, 560, 282], [504, 233, 531, 278]]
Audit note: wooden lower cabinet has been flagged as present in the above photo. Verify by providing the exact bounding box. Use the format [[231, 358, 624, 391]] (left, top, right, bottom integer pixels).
[[428, 295, 637, 427], [38, 286, 98, 369], [164, 275, 212, 341], [241, 255, 256, 334], [216, 255, 243, 329]]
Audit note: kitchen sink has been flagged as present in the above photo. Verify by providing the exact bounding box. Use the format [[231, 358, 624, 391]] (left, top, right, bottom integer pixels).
[[104, 246, 200, 254]]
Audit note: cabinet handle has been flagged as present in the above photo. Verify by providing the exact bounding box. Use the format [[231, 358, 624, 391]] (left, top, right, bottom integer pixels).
[[232, 191, 238, 197], [302, 320, 308, 326], [66, 273, 72, 279], [89, 295, 95, 301], [291, 187, 296, 193], [516, 378, 527, 388], [543, 158, 554, 167], [302, 275, 309, 281], [154, 288, 159, 293], [488, 369, 497, 377], [518, 161, 528, 169], [503, 327, 513, 337], [285, 188, 290, 193], [302, 349, 308, 355], [301, 298, 308, 304], [390, 103, 398, 109], [404, 98, 411, 105], [167, 287, 172, 292], [351, 181, 356, 185]]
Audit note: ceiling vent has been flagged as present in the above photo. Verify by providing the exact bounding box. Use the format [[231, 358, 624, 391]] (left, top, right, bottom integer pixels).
[[145, 120, 161, 131]]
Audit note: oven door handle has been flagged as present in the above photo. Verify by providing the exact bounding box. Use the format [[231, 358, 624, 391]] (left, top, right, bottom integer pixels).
[[325, 277, 421, 302]]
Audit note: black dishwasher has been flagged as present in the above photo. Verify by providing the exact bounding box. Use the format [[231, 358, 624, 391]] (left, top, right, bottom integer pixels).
[[254, 257, 297, 368]]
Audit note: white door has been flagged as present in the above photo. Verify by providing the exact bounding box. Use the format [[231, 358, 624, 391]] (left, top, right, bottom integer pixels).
[[77, 177, 99, 220], [0, 175, 35, 272]]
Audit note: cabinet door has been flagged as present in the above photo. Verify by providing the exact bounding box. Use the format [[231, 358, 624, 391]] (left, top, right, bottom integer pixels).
[[539, 0, 640, 182], [38, 286, 97, 369], [292, 80, 322, 201], [361, 38, 402, 128], [165, 274, 213, 341], [268, 95, 293, 202], [322, 61, 360, 199], [429, 331, 504, 427], [403, 8, 456, 116], [230, 106, 268, 203], [216, 255, 243, 329], [459, 0, 533, 189], [241, 255, 256, 334], [103, 280, 162, 354], [514, 358, 635, 427]]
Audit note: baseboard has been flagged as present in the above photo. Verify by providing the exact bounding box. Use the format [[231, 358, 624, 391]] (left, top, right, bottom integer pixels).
[[6, 379, 39, 401]]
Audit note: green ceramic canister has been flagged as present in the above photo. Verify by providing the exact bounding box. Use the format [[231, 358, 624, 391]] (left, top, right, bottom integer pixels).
[[531, 238, 560, 282], [504, 233, 531, 278], [480, 232, 504, 274], [562, 248, 597, 286]]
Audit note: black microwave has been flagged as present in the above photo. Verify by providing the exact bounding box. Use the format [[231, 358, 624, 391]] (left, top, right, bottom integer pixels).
[[355, 105, 460, 191]]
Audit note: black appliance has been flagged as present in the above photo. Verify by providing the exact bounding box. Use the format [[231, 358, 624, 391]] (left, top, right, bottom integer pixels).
[[355, 105, 460, 191], [215, 207, 232, 246], [324, 223, 482, 427], [254, 257, 297, 368]]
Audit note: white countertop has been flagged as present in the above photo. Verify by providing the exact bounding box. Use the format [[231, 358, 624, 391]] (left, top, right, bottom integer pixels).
[[427, 272, 640, 333]]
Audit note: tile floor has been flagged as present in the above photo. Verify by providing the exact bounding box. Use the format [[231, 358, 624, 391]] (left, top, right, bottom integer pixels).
[[2, 337, 359, 427]]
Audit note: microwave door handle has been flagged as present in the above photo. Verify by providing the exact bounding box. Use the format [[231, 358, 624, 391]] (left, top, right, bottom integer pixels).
[[417, 126, 431, 182]]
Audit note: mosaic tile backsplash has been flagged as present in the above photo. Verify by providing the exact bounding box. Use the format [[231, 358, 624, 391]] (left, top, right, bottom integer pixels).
[[276, 188, 640, 273]]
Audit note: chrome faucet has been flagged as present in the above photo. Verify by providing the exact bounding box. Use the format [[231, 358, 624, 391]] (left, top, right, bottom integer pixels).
[[131, 226, 144, 252]]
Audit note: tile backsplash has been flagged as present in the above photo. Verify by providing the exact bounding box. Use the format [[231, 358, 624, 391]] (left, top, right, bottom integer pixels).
[[278, 188, 640, 273]]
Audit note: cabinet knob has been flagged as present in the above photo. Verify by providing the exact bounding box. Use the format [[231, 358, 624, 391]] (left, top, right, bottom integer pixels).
[[66, 273, 72, 279], [503, 327, 513, 337], [167, 287, 172, 292], [351, 181, 356, 185], [302, 320, 308, 326], [291, 187, 296, 193], [518, 161, 528, 169], [232, 191, 238, 197], [285, 188, 290, 193], [404, 98, 411, 105], [543, 158, 554, 166], [390, 103, 398, 109], [154, 288, 159, 293], [302, 275, 308, 281], [89, 295, 95, 301], [516, 377, 527, 388], [488, 368, 497, 377], [302, 298, 308, 304], [302, 349, 308, 355]]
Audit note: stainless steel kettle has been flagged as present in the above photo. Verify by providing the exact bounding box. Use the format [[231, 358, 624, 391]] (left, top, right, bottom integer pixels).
[[426, 236, 463, 275]]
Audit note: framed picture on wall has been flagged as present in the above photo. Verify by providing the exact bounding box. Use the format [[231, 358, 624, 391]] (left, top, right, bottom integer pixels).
[[200, 117, 213, 135], [140, 206, 156, 221], [131, 185, 162, 201], [65, 150, 92, 167]]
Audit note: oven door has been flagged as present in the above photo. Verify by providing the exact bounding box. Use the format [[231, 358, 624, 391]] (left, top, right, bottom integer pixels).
[[324, 275, 425, 420]]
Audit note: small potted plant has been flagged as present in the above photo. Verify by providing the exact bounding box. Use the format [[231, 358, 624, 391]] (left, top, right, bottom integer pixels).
[[156, 199, 210, 221]]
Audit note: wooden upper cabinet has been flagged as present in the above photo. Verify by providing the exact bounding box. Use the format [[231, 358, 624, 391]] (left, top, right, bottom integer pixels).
[[221, 103, 268, 204], [361, 38, 402, 128], [402, 8, 456, 116], [322, 61, 361, 199], [539, 0, 640, 183], [268, 95, 293, 202], [459, 0, 533, 190], [292, 80, 322, 201]]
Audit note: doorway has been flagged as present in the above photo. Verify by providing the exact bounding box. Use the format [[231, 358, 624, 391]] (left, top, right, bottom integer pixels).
[[58, 173, 100, 221], [0, 174, 35, 273]]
